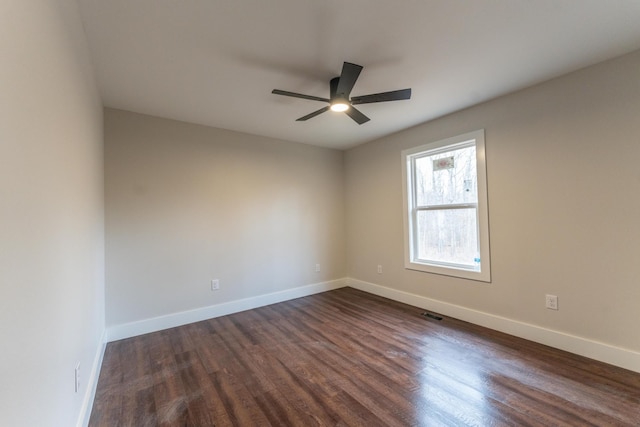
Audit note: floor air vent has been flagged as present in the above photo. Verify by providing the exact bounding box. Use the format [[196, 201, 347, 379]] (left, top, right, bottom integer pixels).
[[421, 312, 443, 321]]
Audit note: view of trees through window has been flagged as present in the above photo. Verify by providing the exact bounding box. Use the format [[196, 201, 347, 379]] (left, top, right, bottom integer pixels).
[[413, 144, 479, 268]]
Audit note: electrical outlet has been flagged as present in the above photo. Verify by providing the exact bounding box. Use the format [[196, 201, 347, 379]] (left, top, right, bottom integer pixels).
[[315, 264, 320, 272], [545, 294, 558, 310], [211, 279, 220, 291], [75, 363, 80, 393], [377, 265, 383, 274]]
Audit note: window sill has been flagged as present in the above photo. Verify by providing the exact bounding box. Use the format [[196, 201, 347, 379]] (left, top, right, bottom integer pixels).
[[405, 260, 491, 283]]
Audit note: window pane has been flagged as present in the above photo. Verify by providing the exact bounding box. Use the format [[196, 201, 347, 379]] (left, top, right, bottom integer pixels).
[[416, 208, 478, 268], [415, 145, 477, 206]]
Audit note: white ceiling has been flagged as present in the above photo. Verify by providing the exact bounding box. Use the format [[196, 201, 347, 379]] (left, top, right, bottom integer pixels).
[[79, 0, 640, 150]]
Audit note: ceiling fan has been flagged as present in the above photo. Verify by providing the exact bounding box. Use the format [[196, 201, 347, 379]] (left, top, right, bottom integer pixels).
[[272, 62, 411, 125]]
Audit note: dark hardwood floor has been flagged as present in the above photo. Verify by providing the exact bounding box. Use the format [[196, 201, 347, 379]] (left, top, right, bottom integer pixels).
[[89, 288, 640, 426]]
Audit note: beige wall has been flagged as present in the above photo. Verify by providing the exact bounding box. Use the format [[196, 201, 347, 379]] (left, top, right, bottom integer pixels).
[[346, 50, 640, 353], [105, 109, 345, 327], [0, 0, 104, 426]]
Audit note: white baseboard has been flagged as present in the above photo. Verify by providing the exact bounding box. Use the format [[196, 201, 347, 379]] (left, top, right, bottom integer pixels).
[[347, 278, 640, 374], [104, 276, 640, 373], [77, 329, 107, 427], [107, 279, 348, 342]]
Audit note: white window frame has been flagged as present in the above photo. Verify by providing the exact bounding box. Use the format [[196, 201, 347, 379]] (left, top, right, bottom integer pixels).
[[401, 129, 491, 282]]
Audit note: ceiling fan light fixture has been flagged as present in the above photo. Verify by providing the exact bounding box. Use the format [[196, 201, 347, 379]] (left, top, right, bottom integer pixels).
[[330, 100, 350, 112], [272, 61, 411, 124]]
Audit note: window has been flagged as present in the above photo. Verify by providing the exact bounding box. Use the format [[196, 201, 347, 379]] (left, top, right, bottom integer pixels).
[[402, 130, 491, 282]]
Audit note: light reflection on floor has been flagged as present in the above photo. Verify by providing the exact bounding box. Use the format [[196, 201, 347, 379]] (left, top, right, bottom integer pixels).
[[414, 339, 494, 426]]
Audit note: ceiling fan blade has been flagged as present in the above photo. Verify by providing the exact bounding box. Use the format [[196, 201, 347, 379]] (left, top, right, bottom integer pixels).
[[272, 89, 330, 103], [351, 88, 412, 105], [296, 106, 330, 121], [344, 106, 370, 125], [336, 62, 363, 99]]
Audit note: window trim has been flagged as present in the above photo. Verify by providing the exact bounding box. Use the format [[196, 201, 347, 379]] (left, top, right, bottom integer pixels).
[[401, 129, 491, 282]]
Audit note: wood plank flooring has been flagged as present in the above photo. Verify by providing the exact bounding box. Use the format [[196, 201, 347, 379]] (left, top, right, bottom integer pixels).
[[89, 288, 640, 426]]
